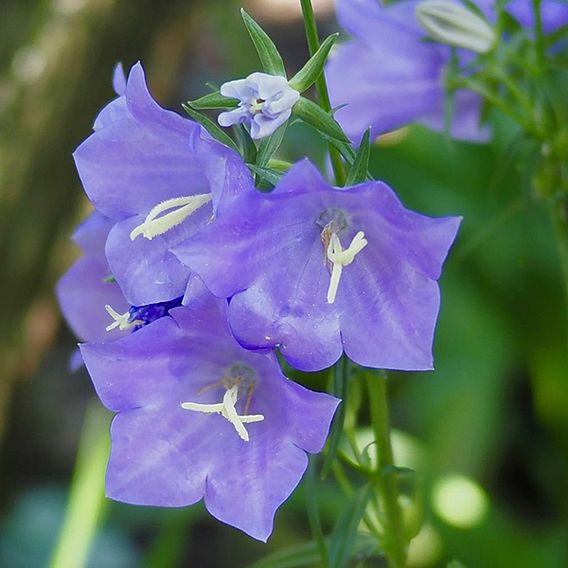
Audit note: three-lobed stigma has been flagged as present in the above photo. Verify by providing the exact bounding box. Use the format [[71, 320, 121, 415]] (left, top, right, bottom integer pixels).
[[181, 385, 264, 442]]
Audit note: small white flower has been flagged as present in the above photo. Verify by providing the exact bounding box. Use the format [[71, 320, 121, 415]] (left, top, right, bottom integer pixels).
[[218, 72, 300, 139], [416, 0, 495, 54]]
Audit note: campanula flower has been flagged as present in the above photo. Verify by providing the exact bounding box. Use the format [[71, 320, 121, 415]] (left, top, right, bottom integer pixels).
[[80, 281, 339, 541], [73, 62, 253, 307], [174, 161, 461, 372], [326, 0, 568, 144], [57, 211, 184, 368], [218, 72, 300, 139]]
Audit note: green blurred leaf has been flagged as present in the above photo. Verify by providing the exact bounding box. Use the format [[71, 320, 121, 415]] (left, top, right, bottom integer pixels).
[[305, 457, 329, 567], [346, 129, 371, 186], [328, 484, 375, 568], [322, 357, 349, 478], [187, 91, 238, 110], [293, 97, 350, 144], [257, 123, 287, 167], [288, 34, 338, 93], [181, 104, 239, 154], [241, 9, 286, 77]]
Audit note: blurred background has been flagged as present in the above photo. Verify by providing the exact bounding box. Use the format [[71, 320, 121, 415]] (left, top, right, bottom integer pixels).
[[1, 0, 567, 566]]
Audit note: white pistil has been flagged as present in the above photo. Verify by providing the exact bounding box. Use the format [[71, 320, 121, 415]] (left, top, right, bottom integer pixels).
[[326, 231, 368, 304], [181, 385, 264, 442], [104, 304, 143, 332], [130, 193, 212, 241]]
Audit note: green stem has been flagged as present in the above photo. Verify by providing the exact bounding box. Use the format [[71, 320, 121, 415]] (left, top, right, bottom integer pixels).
[[299, 0, 346, 186], [550, 196, 568, 309], [532, 0, 545, 72], [50, 403, 110, 568], [366, 372, 407, 568]]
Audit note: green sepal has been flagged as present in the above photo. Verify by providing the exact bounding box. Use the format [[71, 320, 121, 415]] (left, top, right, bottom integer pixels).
[[345, 129, 371, 186], [288, 33, 339, 93], [257, 122, 287, 166], [293, 96, 350, 144], [241, 9, 286, 77], [181, 104, 239, 154], [234, 124, 257, 164], [187, 91, 239, 110]]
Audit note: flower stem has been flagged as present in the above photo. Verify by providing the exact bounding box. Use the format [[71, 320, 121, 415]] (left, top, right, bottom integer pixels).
[[550, 196, 568, 310], [299, 0, 346, 186], [366, 372, 407, 568]]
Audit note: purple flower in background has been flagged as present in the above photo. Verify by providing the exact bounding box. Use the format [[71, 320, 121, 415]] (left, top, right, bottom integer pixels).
[[218, 72, 300, 139], [326, 0, 568, 144], [174, 161, 461, 372], [73, 62, 253, 307], [80, 281, 339, 541]]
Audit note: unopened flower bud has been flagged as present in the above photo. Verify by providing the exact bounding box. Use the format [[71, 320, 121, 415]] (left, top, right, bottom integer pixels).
[[416, 0, 495, 54]]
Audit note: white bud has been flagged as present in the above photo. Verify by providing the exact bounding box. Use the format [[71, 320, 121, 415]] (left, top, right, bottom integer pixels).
[[416, 0, 495, 54]]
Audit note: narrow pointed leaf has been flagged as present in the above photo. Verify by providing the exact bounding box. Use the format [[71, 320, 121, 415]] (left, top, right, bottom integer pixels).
[[181, 104, 239, 154], [248, 164, 285, 187], [234, 124, 257, 163], [293, 97, 350, 143], [257, 122, 287, 167], [187, 91, 239, 110], [241, 9, 286, 77], [329, 484, 375, 568], [288, 34, 339, 93], [345, 129, 371, 186]]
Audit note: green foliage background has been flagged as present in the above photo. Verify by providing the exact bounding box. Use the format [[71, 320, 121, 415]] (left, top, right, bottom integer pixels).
[[0, 1, 567, 566]]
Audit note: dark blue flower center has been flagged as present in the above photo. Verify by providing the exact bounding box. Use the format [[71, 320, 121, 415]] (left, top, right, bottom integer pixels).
[[128, 296, 184, 331], [316, 207, 348, 233]]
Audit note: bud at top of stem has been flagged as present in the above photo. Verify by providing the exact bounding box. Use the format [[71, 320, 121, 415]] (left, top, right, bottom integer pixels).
[[416, 0, 495, 54]]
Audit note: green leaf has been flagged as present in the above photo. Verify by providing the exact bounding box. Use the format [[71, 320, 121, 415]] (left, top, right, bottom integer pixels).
[[257, 122, 287, 167], [247, 164, 284, 187], [288, 34, 339, 93], [181, 104, 239, 154], [345, 129, 371, 186], [305, 457, 329, 567], [247, 541, 321, 568], [328, 484, 375, 568], [241, 9, 286, 77], [234, 124, 257, 163], [187, 91, 239, 110], [293, 97, 350, 144], [322, 356, 349, 478]]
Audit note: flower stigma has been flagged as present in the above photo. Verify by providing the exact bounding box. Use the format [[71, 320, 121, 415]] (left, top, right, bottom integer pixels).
[[181, 385, 264, 442], [323, 229, 368, 304], [130, 194, 212, 241], [104, 304, 143, 332]]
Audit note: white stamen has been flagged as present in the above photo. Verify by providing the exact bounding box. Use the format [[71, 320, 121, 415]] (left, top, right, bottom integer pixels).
[[130, 193, 212, 241], [104, 304, 143, 332], [326, 231, 368, 304], [181, 385, 264, 442]]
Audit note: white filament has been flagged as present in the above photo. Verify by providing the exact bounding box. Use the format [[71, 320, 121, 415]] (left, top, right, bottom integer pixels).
[[326, 231, 368, 304], [181, 385, 264, 442], [104, 304, 142, 332], [130, 193, 212, 241]]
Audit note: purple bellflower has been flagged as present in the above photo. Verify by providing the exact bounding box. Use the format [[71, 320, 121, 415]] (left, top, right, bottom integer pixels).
[[218, 72, 300, 139], [73, 62, 253, 307], [174, 161, 461, 372], [80, 280, 339, 541], [57, 211, 184, 368], [326, 0, 568, 144]]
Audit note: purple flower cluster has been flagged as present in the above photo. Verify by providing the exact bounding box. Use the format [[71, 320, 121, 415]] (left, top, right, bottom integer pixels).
[[59, 62, 460, 539], [326, 0, 568, 144]]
